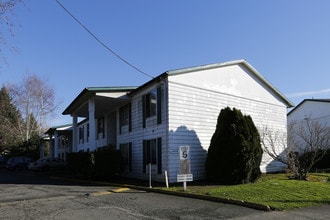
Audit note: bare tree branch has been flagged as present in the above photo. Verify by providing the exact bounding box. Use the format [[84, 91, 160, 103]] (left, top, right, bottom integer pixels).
[[261, 116, 330, 180], [7, 73, 56, 140], [0, 0, 23, 64]]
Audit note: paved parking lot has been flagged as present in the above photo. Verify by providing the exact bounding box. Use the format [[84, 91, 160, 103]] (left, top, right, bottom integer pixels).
[[1, 169, 329, 219]]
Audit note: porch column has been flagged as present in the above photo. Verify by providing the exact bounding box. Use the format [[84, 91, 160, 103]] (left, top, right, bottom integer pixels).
[[48, 132, 53, 157], [39, 140, 44, 159], [54, 130, 59, 158], [89, 98, 96, 151], [72, 114, 78, 152]]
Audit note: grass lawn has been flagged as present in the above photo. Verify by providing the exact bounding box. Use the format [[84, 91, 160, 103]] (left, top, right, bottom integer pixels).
[[162, 173, 330, 210]]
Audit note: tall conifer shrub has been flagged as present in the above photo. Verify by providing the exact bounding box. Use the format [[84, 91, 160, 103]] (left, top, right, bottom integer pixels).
[[205, 107, 262, 185]]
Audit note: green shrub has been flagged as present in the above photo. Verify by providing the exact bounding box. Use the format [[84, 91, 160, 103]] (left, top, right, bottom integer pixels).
[[67, 152, 95, 178], [67, 147, 124, 179], [205, 107, 263, 185], [94, 147, 124, 178], [313, 149, 330, 169]]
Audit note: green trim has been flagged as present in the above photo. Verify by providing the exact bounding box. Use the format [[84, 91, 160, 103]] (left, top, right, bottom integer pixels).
[[85, 86, 138, 92]]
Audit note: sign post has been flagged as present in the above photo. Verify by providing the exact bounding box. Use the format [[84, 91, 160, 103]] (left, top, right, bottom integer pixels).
[[177, 146, 193, 191], [149, 163, 152, 188]]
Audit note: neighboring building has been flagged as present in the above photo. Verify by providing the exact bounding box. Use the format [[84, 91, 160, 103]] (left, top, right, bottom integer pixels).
[[287, 99, 330, 153], [62, 60, 293, 183], [287, 99, 330, 125], [45, 124, 72, 160], [287, 98, 330, 166]]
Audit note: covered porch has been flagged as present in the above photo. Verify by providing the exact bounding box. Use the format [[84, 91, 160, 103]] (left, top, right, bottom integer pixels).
[[45, 124, 72, 159], [62, 87, 136, 152]]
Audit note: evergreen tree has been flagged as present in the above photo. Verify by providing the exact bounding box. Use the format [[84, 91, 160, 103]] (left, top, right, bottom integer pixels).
[[0, 86, 24, 151], [205, 107, 263, 185]]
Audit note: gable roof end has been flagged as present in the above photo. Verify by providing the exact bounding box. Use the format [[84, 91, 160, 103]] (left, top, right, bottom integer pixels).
[[165, 59, 294, 108], [129, 60, 294, 108], [287, 99, 330, 116]]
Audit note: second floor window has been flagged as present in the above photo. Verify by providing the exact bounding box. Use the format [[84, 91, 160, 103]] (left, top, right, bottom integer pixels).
[[120, 104, 130, 126], [142, 87, 162, 128], [119, 103, 132, 133], [146, 90, 157, 117]]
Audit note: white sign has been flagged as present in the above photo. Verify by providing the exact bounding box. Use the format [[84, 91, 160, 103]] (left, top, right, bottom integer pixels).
[[177, 174, 193, 182], [178, 146, 193, 191], [179, 146, 190, 160], [179, 146, 191, 174]]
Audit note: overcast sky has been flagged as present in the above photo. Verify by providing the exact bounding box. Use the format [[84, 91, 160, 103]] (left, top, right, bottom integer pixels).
[[1, 0, 330, 126]]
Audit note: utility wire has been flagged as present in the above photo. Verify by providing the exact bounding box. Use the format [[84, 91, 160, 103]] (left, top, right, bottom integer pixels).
[[55, 0, 154, 79]]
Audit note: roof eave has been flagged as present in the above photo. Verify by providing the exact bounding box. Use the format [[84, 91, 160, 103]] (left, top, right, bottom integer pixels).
[[62, 86, 137, 115], [241, 61, 295, 108], [287, 99, 330, 116]]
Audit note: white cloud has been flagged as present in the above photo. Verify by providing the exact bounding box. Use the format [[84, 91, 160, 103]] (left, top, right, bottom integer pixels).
[[287, 88, 330, 98]]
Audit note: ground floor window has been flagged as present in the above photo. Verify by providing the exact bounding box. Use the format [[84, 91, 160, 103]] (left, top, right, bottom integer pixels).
[[143, 138, 162, 174], [97, 117, 105, 139], [120, 143, 132, 172], [79, 126, 84, 144]]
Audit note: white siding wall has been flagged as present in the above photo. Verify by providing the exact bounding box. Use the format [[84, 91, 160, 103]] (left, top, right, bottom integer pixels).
[[116, 64, 289, 183], [117, 83, 167, 182], [166, 65, 288, 182], [288, 101, 330, 126]]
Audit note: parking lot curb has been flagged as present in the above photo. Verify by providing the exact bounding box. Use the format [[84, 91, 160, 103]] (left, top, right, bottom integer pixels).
[[50, 175, 272, 211], [128, 185, 272, 211]]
